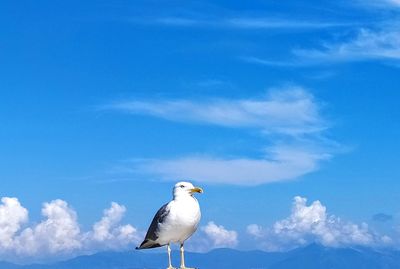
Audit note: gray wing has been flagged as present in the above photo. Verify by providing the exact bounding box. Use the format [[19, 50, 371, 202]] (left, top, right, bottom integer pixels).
[[136, 203, 170, 249]]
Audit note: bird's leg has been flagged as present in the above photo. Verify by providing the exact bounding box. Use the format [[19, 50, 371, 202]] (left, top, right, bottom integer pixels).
[[180, 243, 186, 269], [180, 243, 195, 269], [167, 244, 175, 269]]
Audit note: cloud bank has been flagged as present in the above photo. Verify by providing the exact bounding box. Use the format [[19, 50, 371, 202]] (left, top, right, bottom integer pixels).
[[247, 196, 393, 251], [105, 87, 337, 185], [0, 197, 139, 263], [0, 196, 396, 262], [0, 196, 239, 263]]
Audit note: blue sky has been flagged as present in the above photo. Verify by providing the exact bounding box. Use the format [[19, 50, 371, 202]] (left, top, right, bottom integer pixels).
[[1, 0, 400, 263]]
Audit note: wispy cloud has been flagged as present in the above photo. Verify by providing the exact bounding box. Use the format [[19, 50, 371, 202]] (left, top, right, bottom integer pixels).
[[388, 0, 400, 6], [247, 196, 393, 251], [135, 16, 351, 30], [356, 0, 400, 9], [237, 1, 400, 67], [241, 56, 307, 68], [105, 87, 326, 136], [293, 28, 400, 63], [104, 87, 338, 185], [152, 17, 205, 27], [136, 146, 330, 185], [194, 79, 233, 89], [245, 28, 400, 67], [226, 18, 351, 29]]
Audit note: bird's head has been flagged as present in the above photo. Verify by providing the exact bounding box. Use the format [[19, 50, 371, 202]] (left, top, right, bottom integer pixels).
[[173, 181, 203, 199]]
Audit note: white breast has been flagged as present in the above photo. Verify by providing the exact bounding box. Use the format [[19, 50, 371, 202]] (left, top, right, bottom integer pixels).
[[157, 197, 201, 245]]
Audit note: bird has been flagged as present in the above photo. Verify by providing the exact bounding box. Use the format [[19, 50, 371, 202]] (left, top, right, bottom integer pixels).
[[136, 181, 203, 269]]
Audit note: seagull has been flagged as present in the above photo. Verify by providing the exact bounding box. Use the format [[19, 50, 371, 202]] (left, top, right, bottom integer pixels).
[[136, 181, 203, 269]]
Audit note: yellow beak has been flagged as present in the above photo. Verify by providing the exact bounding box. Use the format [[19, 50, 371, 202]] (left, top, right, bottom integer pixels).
[[189, 187, 203, 194]]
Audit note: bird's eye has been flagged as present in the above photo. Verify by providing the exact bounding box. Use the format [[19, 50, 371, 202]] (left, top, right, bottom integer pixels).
[[180, 185, 185, 188]]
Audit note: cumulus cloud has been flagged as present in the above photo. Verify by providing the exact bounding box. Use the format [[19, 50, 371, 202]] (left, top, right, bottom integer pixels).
[[105, 87, 338, 185], [0, 197, 139, 263], [248, 196, 392, 251], [246, 224, 264, 238], [0, 197, 239, 262], [88, 202, 140, 249], [0, 197, 29, 251], [14, 199, 82, 257], [201, 221, 238, 248]]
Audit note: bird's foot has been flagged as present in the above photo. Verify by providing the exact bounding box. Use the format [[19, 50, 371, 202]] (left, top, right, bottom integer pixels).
[[167, 267, 177, 269]]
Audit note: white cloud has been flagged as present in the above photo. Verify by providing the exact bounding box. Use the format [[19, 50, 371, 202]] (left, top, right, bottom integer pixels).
[[247, 28, 400, 67], [241, 56, 307, 67], [88, 202, 140, 250], [0, 198, 139, 263], [358, 0, 400, 8], [246, 224, 264, 238], [0, 197, 29, 251], [136, 16, 349, 30], [249, 196, 392, 251], [106, 87, 325, 136], [2, 204, 236, 256], [105, 87, 337, 185], [388, 0, 400, 6], [201, 221, 238, 248], [226, 18, 349, 29], [293, 28, 400, 63], [154, 17, 202, 26], [14, 200, 82, 257], [137, 145, 330, 185]]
